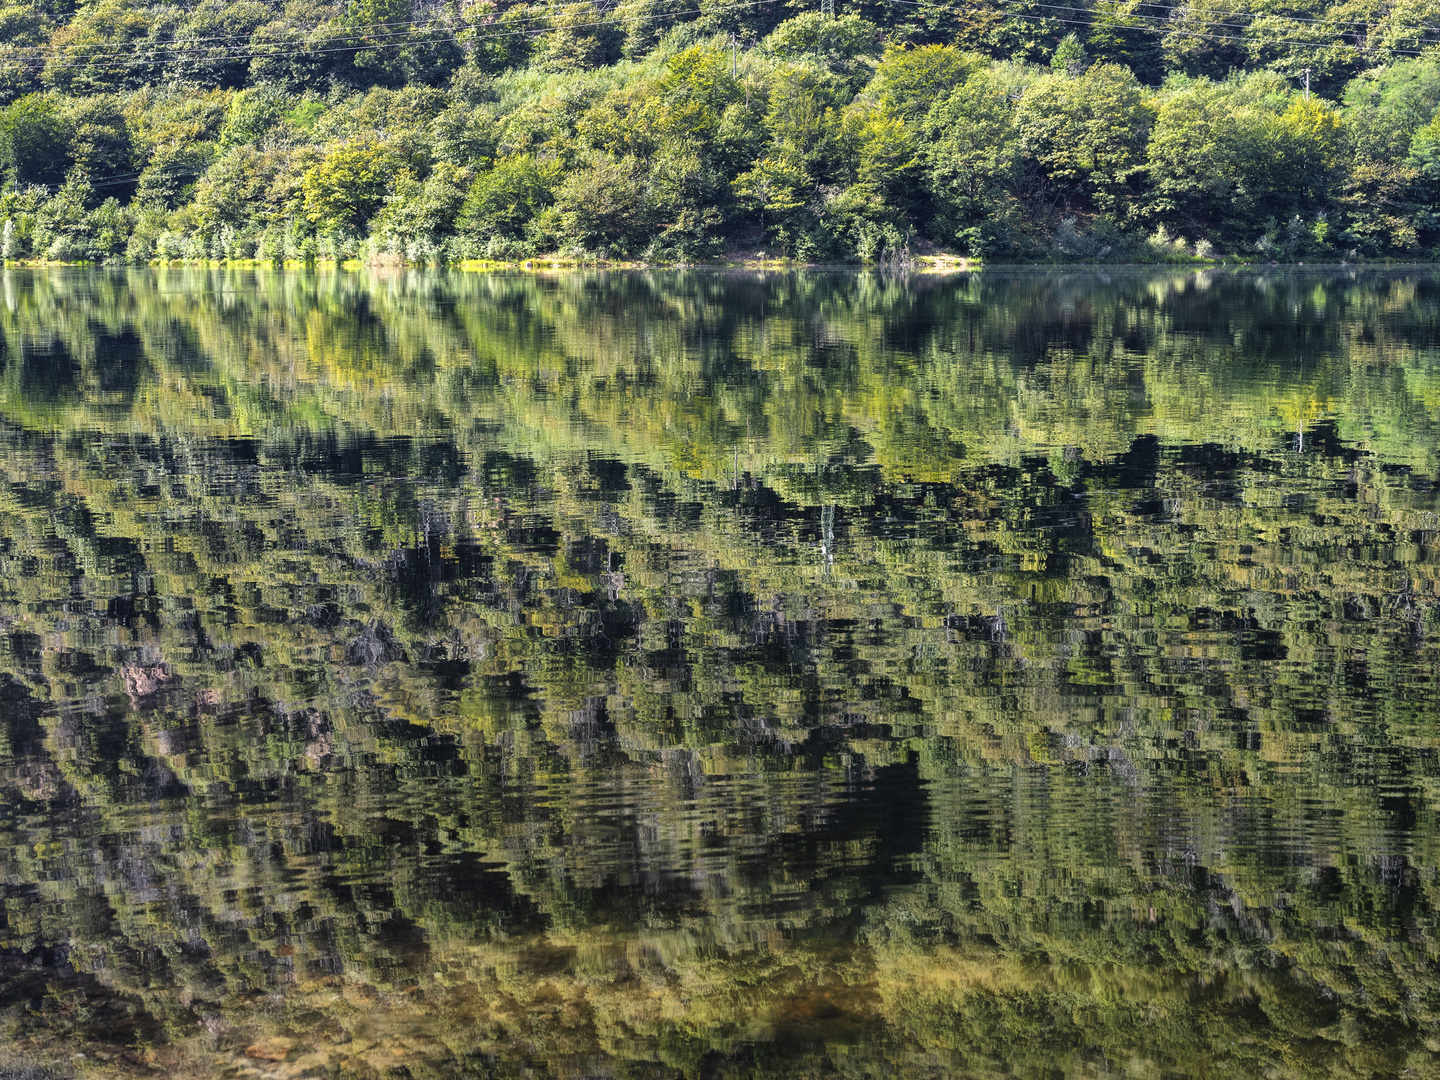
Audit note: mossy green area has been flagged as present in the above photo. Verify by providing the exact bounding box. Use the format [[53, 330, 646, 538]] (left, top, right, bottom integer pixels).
[[2, 266, 1440, 1077]]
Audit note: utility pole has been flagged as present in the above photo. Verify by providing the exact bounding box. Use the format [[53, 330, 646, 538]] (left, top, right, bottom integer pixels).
[[1302, 68, 1310, 100], [731, 32, 737, 77]]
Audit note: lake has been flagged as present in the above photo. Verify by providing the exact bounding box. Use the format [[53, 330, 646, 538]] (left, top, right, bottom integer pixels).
[[2, 266, 1439, 1078]]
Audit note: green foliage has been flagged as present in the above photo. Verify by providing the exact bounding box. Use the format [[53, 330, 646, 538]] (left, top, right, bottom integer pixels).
[[41, 0, 179, 96], [0, 3, 49, 105], [1414, 112, 1440, 187], [301, 136, 397, 230], [62, 94, 133, 182], [246, 0, 349, 92], [0, 92, 69, 186], [763, 62, 845, 169], [1085, 0, 1164, 84], [2, 0, 1439, 262], [1049, 31, 1089, 76], [218, 87, 288, 150], [1342, 58, 1440, 162], [764, 13, 883, 86], [371, 160, 471, 257], [865, 44, 982, 122], [1, 269, 1440, 1075], [732, 154, 809, 239], [1146, 74, 1337, 243], [165, 0, 272, 89], [27, 170, 127, 258], [1016, 62, 1151, 217], [455, 153, 563, 257], [552, 154, 653, 255], [924, 72, 1024, 255]]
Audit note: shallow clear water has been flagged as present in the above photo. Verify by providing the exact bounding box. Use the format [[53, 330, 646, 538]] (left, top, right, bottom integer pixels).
[[2, 266, 1440, 1077]]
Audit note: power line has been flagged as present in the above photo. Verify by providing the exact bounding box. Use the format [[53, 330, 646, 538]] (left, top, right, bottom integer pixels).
[[20, 0, 1439, 73], [21, 164, 209, 195], [8, 0, 625, 57], [963, 0, 1439, 49], [10, 17, 462, 58], [1090, 0, 1440, 37], [884, 0, 1438, 56], [26, 0, 781, 71], [10, 0, 689, 62], [1059, 1, 1440, 46]]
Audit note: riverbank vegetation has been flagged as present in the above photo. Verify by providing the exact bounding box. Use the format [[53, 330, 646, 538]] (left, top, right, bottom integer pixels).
[[0, 6, 1438, 262]]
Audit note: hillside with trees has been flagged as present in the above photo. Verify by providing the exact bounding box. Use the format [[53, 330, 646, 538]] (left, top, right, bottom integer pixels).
[[0, 0, 1438, 263]]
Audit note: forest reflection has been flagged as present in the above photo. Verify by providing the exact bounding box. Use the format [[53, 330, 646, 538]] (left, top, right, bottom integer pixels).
[[2, 267, 1440, 1078]]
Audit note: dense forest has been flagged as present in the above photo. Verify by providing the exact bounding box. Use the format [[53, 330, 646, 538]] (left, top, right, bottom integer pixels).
[[2, 268, 1440, 1076], [0, 0, 1439, 262]]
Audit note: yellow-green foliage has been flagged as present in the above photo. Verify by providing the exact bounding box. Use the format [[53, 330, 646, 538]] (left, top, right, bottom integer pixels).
[[1, 0, 1439, 265], [0, 269, 1438, 1076]]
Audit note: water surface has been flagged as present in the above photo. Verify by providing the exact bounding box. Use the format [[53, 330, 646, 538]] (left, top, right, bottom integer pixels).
[[2, 267, 1440, 1078]]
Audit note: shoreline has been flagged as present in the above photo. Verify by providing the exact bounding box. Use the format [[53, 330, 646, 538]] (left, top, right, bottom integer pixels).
[[3, 255, 1437, 271]]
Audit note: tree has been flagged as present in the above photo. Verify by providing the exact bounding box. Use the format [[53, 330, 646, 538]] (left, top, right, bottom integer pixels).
[[1144, 76, 1306, 240], [63, 95, 133, 184], [1015, 62, 1151, 217], [0, 92, 70, 186], [0, 3, 49, 105], [1085, 1, 1164, 85], [302, 138, 397, 231], [732, 154, 809, 241], [166, 0, 271, 89], [370, 161, 471, 254], [924, 72, 1023, 254], [553, 154, 653, 256], [1049, 32, 1088, 77], [1341, 58, 1440, 163], [454, 154, 563, 256], [218, 88, 288, 151], [864, 45, 982, 123], [763, 64, 845, 172], [845, 99, 920, 204], [40, 0, 154, 94], [764, 14, 883, 88]]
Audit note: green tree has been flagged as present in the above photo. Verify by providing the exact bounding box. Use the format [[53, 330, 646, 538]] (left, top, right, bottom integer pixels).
[[864, 44, 981, 122], [246, 0, 348, 92], [763, 63, 845, 171], [1085, 1, 1164, 85], [764, 14, 883, 88], [30, 168, 94, 258], [370, 160, 471, 255], [924, 72, 1023, 255], [732, 153, 809, 243], [63, 95, 133, 184], [1145, 76, 1333, 242], [1016, 62, 1151, 218], [167, 0, 272, 89], [0, 92, 70, 186], [302, 138, 397, 230], [552, 154, 653, 255], [40, 0, 154, 94], [0, 3, 49, 104], [1049, 32, 1088, 77], [1341, 58, 1440, 163], [843, 97, 920, 220], [454, 153, 562, 257], [218, 87, 289, 151], [645, 140, 723, 257]]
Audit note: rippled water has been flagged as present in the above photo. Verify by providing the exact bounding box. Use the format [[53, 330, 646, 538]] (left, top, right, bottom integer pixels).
[[2, 267, 1440, 1078]]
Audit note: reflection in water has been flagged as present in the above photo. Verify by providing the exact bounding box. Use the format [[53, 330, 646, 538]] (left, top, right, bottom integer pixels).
[[1, 267, 1440, 1077]]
